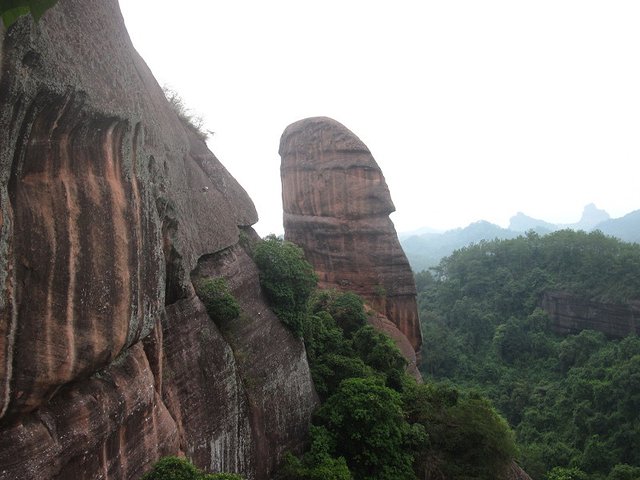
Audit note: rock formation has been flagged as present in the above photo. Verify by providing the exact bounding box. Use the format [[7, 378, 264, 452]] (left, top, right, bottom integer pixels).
[[279, 117, 422, 357], [0, 1, 317, 479], [541, 291, 640, 338]]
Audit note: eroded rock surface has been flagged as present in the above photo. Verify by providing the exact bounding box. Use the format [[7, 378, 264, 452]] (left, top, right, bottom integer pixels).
[[280, 117, 422, 353], [0, 1, 317, 479], [541, 291, 640, 338]]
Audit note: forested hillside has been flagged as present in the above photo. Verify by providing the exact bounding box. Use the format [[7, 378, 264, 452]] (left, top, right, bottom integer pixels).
[[402, 207, 640, 272], [417, 230, 640, 480]]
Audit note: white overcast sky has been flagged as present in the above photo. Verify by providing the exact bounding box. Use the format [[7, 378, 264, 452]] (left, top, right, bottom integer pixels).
[[119, 1, 640, 236]]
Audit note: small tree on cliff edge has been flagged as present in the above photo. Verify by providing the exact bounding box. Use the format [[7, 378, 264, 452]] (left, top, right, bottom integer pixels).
[[1, 0, 58, 27], [254, 235, 317, 335]]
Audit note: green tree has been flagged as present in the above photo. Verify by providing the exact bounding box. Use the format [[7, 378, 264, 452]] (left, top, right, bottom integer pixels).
[[309, 290, 367, 336], [276, 426, 352, 480], [607, 464, 640, 480], [254, 235, 317, 335], [309, 352, 374, 400], [141, 456, 244, 480], [142, 457, 201, 480], [315, 377, 417, 480], [403, 382, 516, 480], [416, 230, 640, 479], [546, 467, 588, 480], [351, 325, 406, 389]]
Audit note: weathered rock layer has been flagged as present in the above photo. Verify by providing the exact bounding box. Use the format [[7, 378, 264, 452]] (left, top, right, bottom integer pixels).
[[280, 117, 422, 352], [0, 1, 317, 479], [541, 291, 640, 338]]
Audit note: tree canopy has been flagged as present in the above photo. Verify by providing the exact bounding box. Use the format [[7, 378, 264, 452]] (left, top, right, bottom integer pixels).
[[417, 230, 640, 479]]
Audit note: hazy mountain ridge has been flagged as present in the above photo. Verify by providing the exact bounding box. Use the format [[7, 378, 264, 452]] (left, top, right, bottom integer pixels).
[[402, 204, 640, 271]]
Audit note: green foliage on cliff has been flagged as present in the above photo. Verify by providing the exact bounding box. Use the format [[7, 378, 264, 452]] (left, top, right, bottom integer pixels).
[[417, 230, 640, 479], [1, 0, 57, 27], [254, 235, 317, 335], [141, 456, 244, 480], [315, 376, 419, 480], [277, 426, 352, 480], [309, 290, 368, 336], [274, 280, 516, 480], [403, 382, 516, 480], [195, 277, 240, 324]]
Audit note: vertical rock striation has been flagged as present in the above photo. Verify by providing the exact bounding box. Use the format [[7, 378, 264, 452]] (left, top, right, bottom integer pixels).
[[279, 117, 422, 353], [0, 1, 317, 479], [541, 291, 640, 338]]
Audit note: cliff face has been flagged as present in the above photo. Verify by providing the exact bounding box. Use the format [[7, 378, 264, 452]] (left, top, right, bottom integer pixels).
[[541, 291, 640, 338], [279, 117, 422, 354], [0, 2, 317, 479]]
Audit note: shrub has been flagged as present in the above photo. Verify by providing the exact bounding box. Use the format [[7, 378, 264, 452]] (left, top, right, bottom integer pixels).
[[309, 290, 367, 336], [141, 456, 202, 480], [195, 277, 240, 324], [276, 426, 352, 480], [315, 377, 418, 480], [254, 235, 317, 335], [351, 325, 406, 389], [310, 353, 374, 399], [403, 383, 517, 480], [142, 456, 244, 480], [607, 464, 640, 480], [203, 474, 244, 480], [546, 467, 588, 480]]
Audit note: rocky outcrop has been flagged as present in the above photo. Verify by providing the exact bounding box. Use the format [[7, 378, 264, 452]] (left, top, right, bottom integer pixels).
[[0, 1, 317, 479], [279, 117, 422, 354], [541, 291, 640, 338], [507, 462, 533, 480]]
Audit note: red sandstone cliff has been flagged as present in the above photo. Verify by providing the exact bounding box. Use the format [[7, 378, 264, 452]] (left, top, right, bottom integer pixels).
[[0, 2, 317, 479], [279, 117, 422, 360], [541, 291, 640, 338]]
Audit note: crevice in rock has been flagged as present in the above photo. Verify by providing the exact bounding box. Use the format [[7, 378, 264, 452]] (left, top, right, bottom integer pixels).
[[157, 196, 187, 306]]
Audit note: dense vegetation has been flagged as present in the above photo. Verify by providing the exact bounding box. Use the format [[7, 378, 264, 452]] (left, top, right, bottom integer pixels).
[[141, 456, 243, 480], [195, 277, 240, 325], [401, 210, 640, 273], [146, 235, 522, 479], [254, 235, 318, 336], [253, 236, 518, 480], [417, 230, 640, 480]]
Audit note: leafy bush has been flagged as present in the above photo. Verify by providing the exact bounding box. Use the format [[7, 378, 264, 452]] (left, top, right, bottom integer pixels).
[[142, 457, 201, 480], [351, 325, 406, 389], [607, 464, 640, 480], [309, 290, 367, 336], [254, 235, 317, 335], [276, 426, 352, 480], [142, 456, 244, 480], [403, 382, 516, 480], [314, 377, 419, 480], [547, 467, 589, 480], [195, 277, 240, 324], [204, 474, 244, 480]]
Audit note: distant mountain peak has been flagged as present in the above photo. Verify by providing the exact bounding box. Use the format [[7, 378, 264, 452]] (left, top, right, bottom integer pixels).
[[576, 203, 610, 230], [508, 212, 555, 233]]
